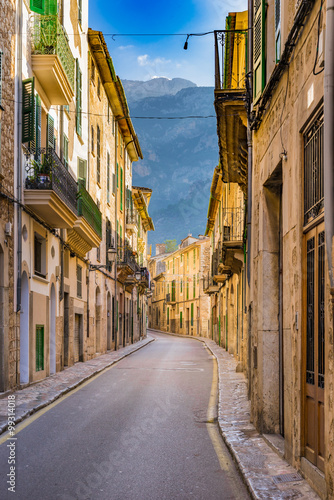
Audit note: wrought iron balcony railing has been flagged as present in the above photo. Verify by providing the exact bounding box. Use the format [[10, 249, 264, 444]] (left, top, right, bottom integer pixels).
[[126, 209, 138, 226], [166, 293, 171, 303], [222, 207, 245, 243], [203, 273, 219, 292], [30, 15, 75, 92], [25, 147, 78, 215], [214, 30, 247, 91], [117, 245, 140, 273], [77, 181, 102, 238]]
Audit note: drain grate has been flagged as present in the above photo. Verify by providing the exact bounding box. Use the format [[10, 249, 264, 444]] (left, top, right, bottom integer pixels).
[[272, 473, 303, 484]]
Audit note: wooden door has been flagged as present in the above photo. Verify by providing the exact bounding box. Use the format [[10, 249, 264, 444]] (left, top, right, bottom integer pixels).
[[304, 223, 325, 471]]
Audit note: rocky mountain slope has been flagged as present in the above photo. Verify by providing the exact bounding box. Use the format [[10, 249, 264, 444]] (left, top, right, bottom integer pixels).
[[123, 78, 218, 250]]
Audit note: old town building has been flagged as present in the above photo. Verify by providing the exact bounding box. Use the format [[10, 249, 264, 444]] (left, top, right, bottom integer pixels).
[[0, 0, 152, 392], [148, 235, 210, 337], [0, 0, 16, 391]]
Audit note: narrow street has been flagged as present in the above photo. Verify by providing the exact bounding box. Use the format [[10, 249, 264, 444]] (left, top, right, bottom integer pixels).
[[0, 332, 250, 500]]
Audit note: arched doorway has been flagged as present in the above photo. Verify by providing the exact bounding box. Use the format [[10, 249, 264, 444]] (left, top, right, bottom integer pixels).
[[96, 287, 101, 353], [20, 272, 29, 384], [50, 284, 56, 374], [107, 292, 112, 350]]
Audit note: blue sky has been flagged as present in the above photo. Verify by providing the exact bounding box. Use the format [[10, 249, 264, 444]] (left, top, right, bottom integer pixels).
[[89, 0, 247, 86]]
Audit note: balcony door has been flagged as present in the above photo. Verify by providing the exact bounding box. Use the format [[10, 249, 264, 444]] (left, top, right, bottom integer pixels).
[[304, 223, 325, 471]]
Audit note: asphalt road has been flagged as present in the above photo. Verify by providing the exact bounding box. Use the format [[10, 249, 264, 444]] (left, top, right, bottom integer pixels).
[[0, 332, 250, 500]]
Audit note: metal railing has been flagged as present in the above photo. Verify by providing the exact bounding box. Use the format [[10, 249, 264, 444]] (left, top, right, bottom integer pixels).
[[77, 181, 102, 238], [166, 293, 171, 303], [214, 30, 247, 91], [30, 15, 75, 92], [203, 273, 218, 291], [117, 244, 140, 273], [222, 207, 245, 243], [126, 209, 138, 226], [25, 147, 78, 215]]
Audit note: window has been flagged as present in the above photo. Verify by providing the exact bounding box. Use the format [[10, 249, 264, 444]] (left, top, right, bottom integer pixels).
[[107, 105, 110, 124], [106, 219, 113, 272], [36, 325, 44, 372], [91, 58, 95, 82], [63, 134, 69, 170], [97, 125, 101, 184], [193, 275, 196, 298], [172, 280, 176, 302], [97, 77, 101, 98], [180, 279, 183, 293], [191, 303, 194, 327], [76, 59, 82, 136], [186, 281, 189, 300], [167, 308, 169, 325], [78, 0, 82, 24], [47, 114, 55, 149], [30, 0, 57, 15], [97, 244, 100, 262], [30, 94, 41, 151], [304, 109, 324, 225], [193, 249, 196, 268], [180, 311, 183, 328], [34, 232, 46, 278], [116, 162, 119, 188], [107, 152, 110, 203], [77, 265, 82, 298], [253, 0, 266, 102], [91, 126, 94, 154], [275, 0, 281, 62], [112, 115, 115, 136]]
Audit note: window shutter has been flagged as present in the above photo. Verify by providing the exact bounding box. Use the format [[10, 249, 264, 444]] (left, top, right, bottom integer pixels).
[[47, 114, 54, 149], [253, 0, 266, 103], [30, 0, 45, 14], [78, 157, 87, 186], [63, 134, 69, 169], [36, 326, 44, 371], [22, 78, 35, 143], [36, 96, 41, 150], [45, 0, 57, 15], [76, 59, 82, 136], [120, 168, 123, 211], [78, 0, 82, 24], [107, 152, 110, 203], [97, 125, 100, 184], [275, 0, 281, 62]]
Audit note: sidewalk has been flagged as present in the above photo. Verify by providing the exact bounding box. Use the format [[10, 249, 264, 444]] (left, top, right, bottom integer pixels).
[[0, 336, 154, 435], [149, 329, 320, 500]]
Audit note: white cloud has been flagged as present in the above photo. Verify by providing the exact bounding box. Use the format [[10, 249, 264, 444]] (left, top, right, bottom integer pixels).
[[137, 54, 172, 67], [118, 45, 134, 50]]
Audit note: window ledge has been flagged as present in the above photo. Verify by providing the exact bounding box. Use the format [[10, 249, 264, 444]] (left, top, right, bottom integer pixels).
[[32, 274, 49, 284]]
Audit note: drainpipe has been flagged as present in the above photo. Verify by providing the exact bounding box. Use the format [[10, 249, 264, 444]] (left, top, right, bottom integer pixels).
[[324, 0, 334, 290], [246, 0, 253, 287], [15, 0, 23, 315], [114, 121, 118, 350]]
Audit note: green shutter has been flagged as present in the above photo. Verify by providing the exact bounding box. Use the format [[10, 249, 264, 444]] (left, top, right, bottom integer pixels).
[[107, 152, 110, 203], [76, 59, 82, 136], [36, 325, 44, 371], [45, 0, 57, 15], [191, 303, 194, 326], [30, 0, 45, 14], [253, 0, 266, 103], [120, 168, 123, 211], [36, 96, 41, 150], [180, 311, 182, 328], [116, 162, 119, 188], [78, 158, 87, 186], [47, 114, 55, 149], [22, 78, 35, 143]]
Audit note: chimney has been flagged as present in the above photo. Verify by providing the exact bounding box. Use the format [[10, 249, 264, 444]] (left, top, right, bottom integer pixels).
[[156, 243, 166, 256]]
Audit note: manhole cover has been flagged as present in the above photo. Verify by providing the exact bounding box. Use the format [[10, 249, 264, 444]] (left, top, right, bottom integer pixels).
[[272, 473, 303, 484]]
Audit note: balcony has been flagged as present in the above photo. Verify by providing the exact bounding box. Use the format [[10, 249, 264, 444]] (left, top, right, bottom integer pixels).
[[30, 15, 75, 104], [126, 209, 138, 235], [203, 274, 220, 295], [166, 292, 176, 305], [24, 147, 78, 228], [214, 25, 248, 192], [222, 208, 244, 248], [117, 245, 140, 284], [67, 182, 102, 257]]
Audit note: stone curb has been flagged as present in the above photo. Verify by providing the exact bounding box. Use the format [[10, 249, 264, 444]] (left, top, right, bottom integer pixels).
[[148, 329, 320, 500], [0, 337, 155, 436]]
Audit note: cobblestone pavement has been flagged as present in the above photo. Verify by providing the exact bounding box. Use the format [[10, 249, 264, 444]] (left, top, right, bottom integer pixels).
[[0, 337, 154, 435], [148, 329, 320, 500]]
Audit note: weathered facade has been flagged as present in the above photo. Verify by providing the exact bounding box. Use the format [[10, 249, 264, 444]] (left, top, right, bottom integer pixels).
[[0, 1, 153, 392]]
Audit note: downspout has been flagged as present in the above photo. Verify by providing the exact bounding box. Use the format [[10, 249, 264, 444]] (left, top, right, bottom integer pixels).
[[246, 0, 253, 287], [15, 0, 23, 315], [114, 121, 118, 350], [324, 0, 334, 290]]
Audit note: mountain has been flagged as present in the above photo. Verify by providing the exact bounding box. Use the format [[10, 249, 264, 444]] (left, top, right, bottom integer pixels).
[[125, 79, 218, 250], [122, 77, 197, 102]]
